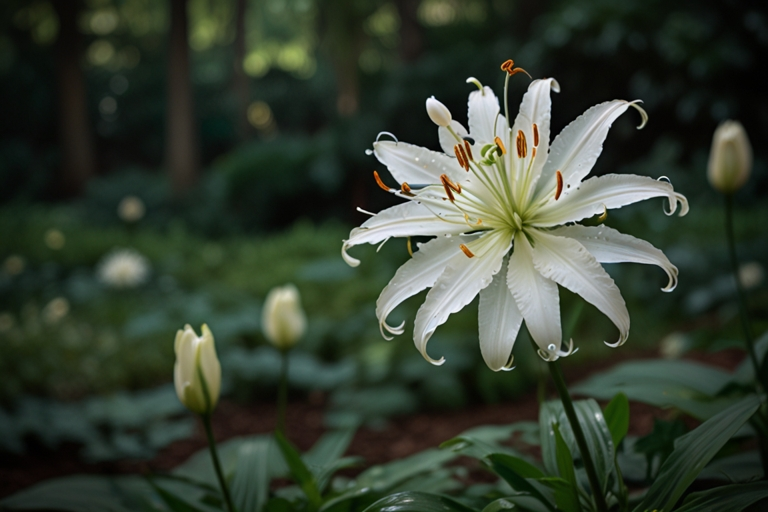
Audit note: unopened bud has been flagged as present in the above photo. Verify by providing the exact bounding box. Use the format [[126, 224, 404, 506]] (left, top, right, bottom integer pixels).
[[174, 324, 221, 415], [262, 284, 306, 350], [426, 96, 452, 127], [708, 120, 752, 194]]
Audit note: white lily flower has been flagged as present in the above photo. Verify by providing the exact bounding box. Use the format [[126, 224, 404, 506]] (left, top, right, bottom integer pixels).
[[342, 64, 688, 370]]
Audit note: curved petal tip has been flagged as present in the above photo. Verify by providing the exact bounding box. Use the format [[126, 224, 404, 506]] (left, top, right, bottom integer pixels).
[[341, 242, 361, 267]]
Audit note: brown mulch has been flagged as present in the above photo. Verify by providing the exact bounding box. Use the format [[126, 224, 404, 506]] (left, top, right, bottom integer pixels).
[[0, 348, 745, 499]]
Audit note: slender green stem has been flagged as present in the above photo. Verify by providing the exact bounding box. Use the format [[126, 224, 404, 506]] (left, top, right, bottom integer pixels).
[[724, 194, 765, 390], [277, 349, 289, 436], [548, 359, 608, 512], [202, 414, 236, 512]]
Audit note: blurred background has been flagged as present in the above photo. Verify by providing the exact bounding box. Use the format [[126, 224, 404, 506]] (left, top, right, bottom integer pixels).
[[0, 0, 766, 466]]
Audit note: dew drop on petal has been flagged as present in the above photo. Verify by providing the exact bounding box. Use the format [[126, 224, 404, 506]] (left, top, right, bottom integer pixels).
[[547, 344, 556, 351], [365, 149, 373, 156]]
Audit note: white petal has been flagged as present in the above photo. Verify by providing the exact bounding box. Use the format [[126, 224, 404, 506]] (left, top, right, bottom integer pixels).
[[479, 257, 523, 371], [373, 140, 465, 185], [509, 78, 559, 198], [530, 230, 629, 346], [550, 224, 678, 291], [535, 100, 638, 199], [413, 229, 511, 365], [507, 234, 562, 356], [438, 120, 469, 155], [342, 201, 467, 267], [376, 235, 474, 338], [468, 86, 508, 144], [530, 174, 689, 227]]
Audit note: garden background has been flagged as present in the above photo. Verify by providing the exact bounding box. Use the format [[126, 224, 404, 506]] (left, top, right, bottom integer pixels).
[[1, 0, 767, 498]]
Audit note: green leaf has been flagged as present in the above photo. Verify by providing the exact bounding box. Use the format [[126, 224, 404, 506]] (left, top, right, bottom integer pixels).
[[603, 393, 629, 449], [231, 438, 275, 512], [551, 424, 580, 512], [354, 448, 457, 492], [675, 481, 768, 512], [440, 423, 535, 460], [303, 428, 357, 492], [540, 400, 615, 495], [698, 450, 764, 482], [274, 431, 322, 510], [487, 454, 555, 512], [362, 491, 476, 512], [0, 475, 154, 512], [149, 479, 210, 512], [632, 395, 761, 512], [481, 496, 551, 512], [572, 360, 735, 420]]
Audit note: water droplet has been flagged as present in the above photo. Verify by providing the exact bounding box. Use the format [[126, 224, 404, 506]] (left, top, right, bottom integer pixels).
[[547, 344, 556, 351], [365, 149, 373, 155]]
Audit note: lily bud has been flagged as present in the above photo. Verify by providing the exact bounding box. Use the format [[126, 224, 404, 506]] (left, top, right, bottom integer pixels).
[[174, 324, 221, 415], [708, 120, 752, 194], [262, 284, 306, 350], [426, 96, 452, 127]]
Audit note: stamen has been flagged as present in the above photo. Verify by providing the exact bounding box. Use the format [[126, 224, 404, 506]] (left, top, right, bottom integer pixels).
[[373, 170, 391, 192], [597, 204, 608, 222], [533, 124, 539, 147], [458, 144, 470, 171], [400, 182, 414, 196], [555, 170, 563, 200], [516, 130, 527, 158], [532, 147, 537, 159], [494, 136, 506, 155], [500, 59, 531, 78], [463, 213, 482, 226], [407, 237, 413, 257], [463, 140, 474, 162], [440, 174, 461, 201], [459, 244, 474, 258], [454, 144, 467, 170]]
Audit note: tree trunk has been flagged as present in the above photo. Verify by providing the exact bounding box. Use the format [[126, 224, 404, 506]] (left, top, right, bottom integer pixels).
[[395, 0, 423, 62], [233, 0, 250, 140], [166, 0, 199, 193], [52, 0, 95, 197]]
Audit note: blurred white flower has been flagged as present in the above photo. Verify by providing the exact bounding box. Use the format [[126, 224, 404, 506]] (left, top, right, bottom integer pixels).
[[343, 63, 688, 369], [117, 195, 146, 222], [174, 324, 221, 415], [659, 332, 688, 359], [44, 229, 65, 250], [43, 297, 70, 324], [708, 120, 752, 194], [97, 248, 150, 288], [738, 261, 764, 290], [262, 284, 306, 350]]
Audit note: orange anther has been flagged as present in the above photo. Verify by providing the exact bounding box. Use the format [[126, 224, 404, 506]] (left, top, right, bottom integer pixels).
[[454, 144, 466, 170], [516, 130, 527, 159], [463, 140, 474, 162], [494, 136, 506, 155], [533, 123, 539, 147], [458, 144, 470, 170], [401, 182, 414, 196], [459, 244, 475, 258], [555, 170, 563, 200], [373, 170, 391, 192]]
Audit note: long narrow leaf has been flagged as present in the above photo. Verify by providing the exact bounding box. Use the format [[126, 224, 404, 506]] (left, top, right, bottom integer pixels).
[[632, 395, 761, 512], [675, 481, 768, 512], [488, 454, 555, 512], [603, 393, 629, 449], [362, 491, 476, 512], [551, 424, 581, 512], [274, 431, 322, 509], [231, 438, 275, 512]]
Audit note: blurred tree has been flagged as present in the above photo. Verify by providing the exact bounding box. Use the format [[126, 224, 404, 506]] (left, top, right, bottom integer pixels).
[[233, 0, 250, 140], [51, 0, 96, 196], [318, 0, 378, 117], [394, 0, 422, 61], [166, 0, 200, 192]]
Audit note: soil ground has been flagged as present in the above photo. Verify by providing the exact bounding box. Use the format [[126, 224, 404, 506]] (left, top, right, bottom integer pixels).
[[0, 348, 746, 499]]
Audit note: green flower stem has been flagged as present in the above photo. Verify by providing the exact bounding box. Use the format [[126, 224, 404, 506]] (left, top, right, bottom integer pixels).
[[202, 414, 236, 512], [548, 359, 608, 512], [277, 349, 289, 436], [724, 194, 764, 389]]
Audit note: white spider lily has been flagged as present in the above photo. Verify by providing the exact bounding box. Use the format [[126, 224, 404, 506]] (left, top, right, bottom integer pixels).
[[342, 64, 688, 370]]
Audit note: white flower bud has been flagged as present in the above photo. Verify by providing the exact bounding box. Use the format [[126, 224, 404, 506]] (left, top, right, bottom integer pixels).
[[708, 120, 752, 194], [174, 324, 221, 415], [426, 96, 452, 127], [262, 284, 306, 350]]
